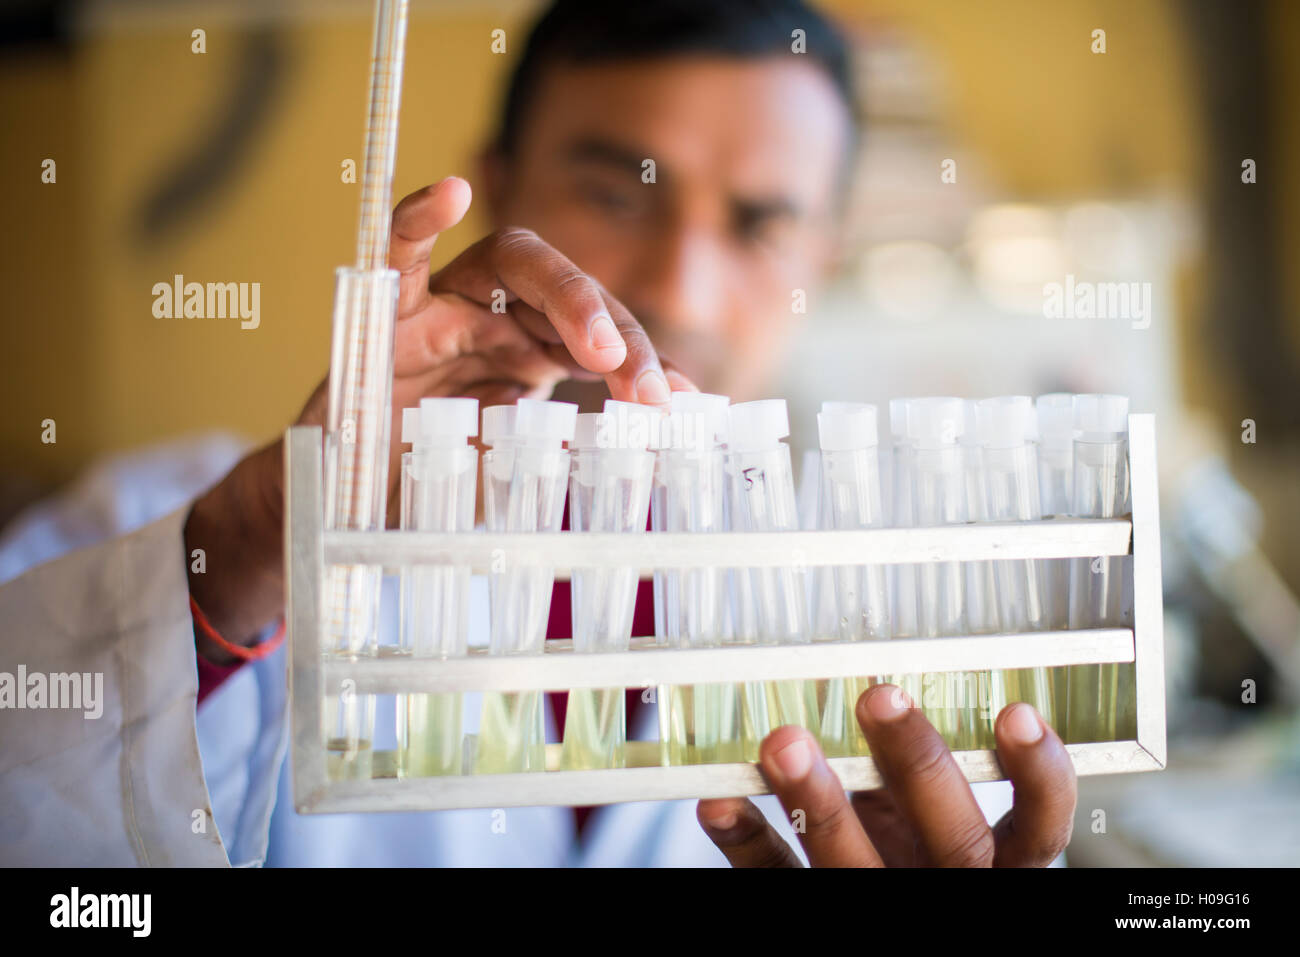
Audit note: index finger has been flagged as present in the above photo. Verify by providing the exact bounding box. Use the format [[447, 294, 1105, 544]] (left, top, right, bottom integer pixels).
[[430, 227, 672, 407], [389, 178, 474, 316], [856, 684, 996, 867]]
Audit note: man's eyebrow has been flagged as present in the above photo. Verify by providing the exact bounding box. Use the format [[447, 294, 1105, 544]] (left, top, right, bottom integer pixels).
[[732, 194, 803, 222], [564, 137, 655, 176], [564, 136, 807, 219]]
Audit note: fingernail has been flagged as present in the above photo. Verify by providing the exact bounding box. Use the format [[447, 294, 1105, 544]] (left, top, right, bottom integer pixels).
[[702, 809, 738, 831], [769, 735, 814, 785], [635, 369, 671, 406], [589, 315, 624, 352], [865, 685, 911, 724], [1003, 703, 1044, 745]]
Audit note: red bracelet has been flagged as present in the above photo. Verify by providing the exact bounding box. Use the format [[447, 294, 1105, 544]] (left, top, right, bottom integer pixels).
[[189, 595, 286, 662]]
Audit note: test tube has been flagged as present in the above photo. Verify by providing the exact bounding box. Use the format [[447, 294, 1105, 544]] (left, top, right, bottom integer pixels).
[[1036, 394, 1075, 621], [888, 399, 919, 639], [396, 398, 478, 777], [1066, 394, 1132, 743], [883, 399, 925, 715], [801, 447, 840, 642], [977, 396, 1053, 730], [1036, 393, 1074, 725], [480, 404, 519, 535], [960, 399, 1005, 747], [904, 397, 973, 749], [654, 392, 742, 765], [475, 398, 578, 773], [321, 267, 400, 781], [562, 401, 657, 769], [726, 400, 819, 759], [816, 403, 891, 757]]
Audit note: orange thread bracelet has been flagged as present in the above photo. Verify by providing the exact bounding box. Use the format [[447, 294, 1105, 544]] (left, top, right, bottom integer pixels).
[[189, 595, 286, 662]]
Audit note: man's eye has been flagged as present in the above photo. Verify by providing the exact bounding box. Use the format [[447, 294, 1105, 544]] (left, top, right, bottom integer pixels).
[[735, 212, 778, 247], [578, 182, 639, 216]]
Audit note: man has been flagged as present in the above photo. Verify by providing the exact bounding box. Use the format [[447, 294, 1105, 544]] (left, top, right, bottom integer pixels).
[[0, 0, 1075, 866]]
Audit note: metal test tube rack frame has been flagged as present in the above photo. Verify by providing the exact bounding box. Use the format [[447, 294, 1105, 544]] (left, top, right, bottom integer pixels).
[[286, 414, 1165, 814]]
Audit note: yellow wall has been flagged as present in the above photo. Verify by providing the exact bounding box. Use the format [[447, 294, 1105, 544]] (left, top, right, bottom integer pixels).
[[1, 0, 1296, 490]]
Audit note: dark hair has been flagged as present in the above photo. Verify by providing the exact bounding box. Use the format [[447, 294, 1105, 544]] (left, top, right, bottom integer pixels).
[[494, 0, 858, 158]]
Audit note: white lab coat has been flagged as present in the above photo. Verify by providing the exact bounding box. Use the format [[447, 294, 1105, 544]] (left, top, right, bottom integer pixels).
[[0, 433, 1015, 866]]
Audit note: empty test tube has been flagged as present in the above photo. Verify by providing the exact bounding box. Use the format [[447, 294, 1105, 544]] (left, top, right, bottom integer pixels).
[[976, 396, 1053, 729], [562, 401, 658, 769], [397, 398, 478, 777], [476, 398, 577, 774], [816, 403, 890, 757], [1066, 394, 1132, 744], [655, 392, 742, 765], [726, 399, 819, 758]]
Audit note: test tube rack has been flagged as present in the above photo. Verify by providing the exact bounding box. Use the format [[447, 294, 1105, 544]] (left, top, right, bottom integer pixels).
[[285, 414, 1165, 813]]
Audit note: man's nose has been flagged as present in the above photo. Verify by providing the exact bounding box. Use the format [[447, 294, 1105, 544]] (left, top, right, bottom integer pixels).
[[621, 225, 730, 341]]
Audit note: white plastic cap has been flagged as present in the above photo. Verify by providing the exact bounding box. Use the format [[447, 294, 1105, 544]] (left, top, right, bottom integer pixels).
[[481, 405, 518, 448], [422, 397, 478, 439], [1073, 394, 1129, 441], [571, 412, 603, 450], [727, 399, 789, 452], [822, 400, 871, 414], [515, 398, 578, 446], [1035, 393, 1074, 449], [905, 397, 964, 448], [818, 404, 879, 451], [668, 391, 730, 448], [888, 398, 911, 443], [600, 400, 661, 450], [401, 407, 423, 445], [402, 398, 479, 447], [976, 396, 1034, 449]]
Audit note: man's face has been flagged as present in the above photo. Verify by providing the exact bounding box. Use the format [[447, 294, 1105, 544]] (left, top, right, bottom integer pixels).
[[485, 55, 851, 406]]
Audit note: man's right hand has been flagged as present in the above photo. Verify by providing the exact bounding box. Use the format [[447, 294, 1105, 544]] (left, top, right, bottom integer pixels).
[[188, 177, 692, 661]]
